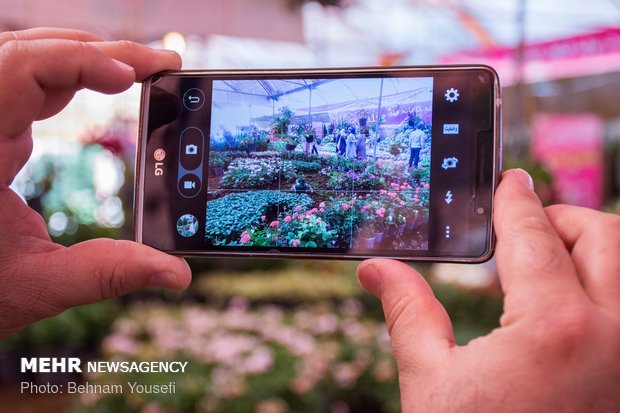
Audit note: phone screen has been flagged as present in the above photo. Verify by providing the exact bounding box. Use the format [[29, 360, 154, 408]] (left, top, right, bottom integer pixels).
[[136, 67, 500, 262]]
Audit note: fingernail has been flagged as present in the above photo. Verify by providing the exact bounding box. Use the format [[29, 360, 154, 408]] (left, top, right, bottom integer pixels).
[[148, 272, 179, 290], [511, 168, 534, 191], [112, 59, 135, 73], [356, 262, 383, 298], [156, 48, 180, 56]]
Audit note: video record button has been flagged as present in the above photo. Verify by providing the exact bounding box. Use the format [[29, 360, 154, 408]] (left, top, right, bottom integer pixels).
[[178, 173, 201, 198]]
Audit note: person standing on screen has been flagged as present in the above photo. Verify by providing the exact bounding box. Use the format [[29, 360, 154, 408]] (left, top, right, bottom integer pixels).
[[345, 126, 357, 159], [408, 124, 426, 169], [357, 129, 368, 161], [337, 128, 347, 156]]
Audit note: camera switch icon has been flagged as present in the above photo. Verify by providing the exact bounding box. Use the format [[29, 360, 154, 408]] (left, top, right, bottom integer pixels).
[[441, 157, 459, 170], [183, 180, 196, 189]]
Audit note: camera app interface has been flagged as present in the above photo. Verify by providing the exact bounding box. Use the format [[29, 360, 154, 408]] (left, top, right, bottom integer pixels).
[[204, 77, 433, 253]]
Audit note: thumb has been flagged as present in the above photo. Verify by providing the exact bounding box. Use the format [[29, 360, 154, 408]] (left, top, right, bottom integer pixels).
[[42, 239, 191, 309], [357, 259, 454, 372]]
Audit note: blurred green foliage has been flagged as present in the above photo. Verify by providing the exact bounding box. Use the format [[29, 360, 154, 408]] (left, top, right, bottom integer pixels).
[[0, 300, 121, 354]]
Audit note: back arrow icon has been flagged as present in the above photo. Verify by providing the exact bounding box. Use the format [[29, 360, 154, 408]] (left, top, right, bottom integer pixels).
[[188, 95, 200, 104]]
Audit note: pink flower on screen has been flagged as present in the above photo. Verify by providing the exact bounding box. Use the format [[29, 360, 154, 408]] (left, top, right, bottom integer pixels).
[[295, 205, 302, 211], [270, 221, 280, 227], [341, 203, 350, 211], [284, 216, 292, 223], [292, 239, 301, 247], [261, 215, 266, 221], [240, 231, 252, 244], [319, 202, 326, 208]]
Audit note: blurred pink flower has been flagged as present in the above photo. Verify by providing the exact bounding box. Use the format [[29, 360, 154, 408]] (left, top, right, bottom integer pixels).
[[319, 202, 326, 208], [388, 192, 397, 200], [240, 347, 274, 374], [319, 208, 325, 212], [270, 221, 280, 227], [284, 216, 292, 223], [292, 239, 301, 247], [102, 334, 138, 356], [295, 205, 302, 211], [341, 203, 350, 211], [256, 399, 288, 413], [373, 359, 395, 382], [291, 376, 314, 395], [240, 231, 252, 244], [261, 215, 266, 221]]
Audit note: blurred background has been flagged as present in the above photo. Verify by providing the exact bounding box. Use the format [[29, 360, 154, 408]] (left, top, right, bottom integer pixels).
[[1, 1, 619, 412]]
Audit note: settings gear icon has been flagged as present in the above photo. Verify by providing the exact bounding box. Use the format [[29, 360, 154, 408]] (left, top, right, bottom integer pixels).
[[445, 88, 460, 103]]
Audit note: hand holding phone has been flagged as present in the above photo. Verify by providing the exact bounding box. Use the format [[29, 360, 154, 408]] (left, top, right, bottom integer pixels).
[[135, 66, 501, 262]]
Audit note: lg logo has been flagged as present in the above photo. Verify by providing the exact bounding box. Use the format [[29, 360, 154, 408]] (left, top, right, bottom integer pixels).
[[154, 149, 165, 176]]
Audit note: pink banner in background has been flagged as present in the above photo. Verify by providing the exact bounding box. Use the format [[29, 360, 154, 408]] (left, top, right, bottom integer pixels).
[[441, 28, 620, 85], [531, 113, 604, 209]]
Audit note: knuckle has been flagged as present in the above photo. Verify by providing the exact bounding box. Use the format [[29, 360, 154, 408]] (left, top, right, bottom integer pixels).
[[532, 301, 592, 355], [98, 262, 126, 299], [95, 241, 128, 299], [0, 38, 27, 62], [115, 39, 136, 53], [384, 295, 416, 338], [505, 231, 567, 274], [0, 31, 18, 47]]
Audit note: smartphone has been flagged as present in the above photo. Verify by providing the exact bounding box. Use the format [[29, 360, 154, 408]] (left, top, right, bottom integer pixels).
[[134, 66, 501, 262]]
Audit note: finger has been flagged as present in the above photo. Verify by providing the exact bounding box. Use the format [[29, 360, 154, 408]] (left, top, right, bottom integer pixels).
[[545, 204, 620, 310], [35, 239, 191, 311], [494, 169, 585, 320], [0, 39, 136, 138], [92, 41, 181, 81], [0, 27, 104, 45], [357, 259, 454, 373]]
